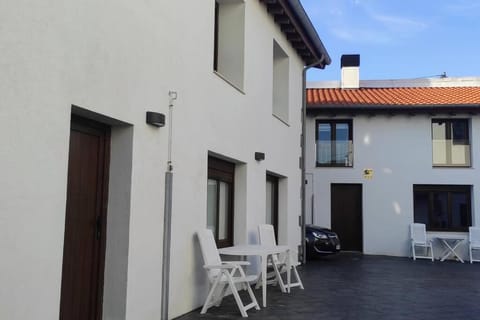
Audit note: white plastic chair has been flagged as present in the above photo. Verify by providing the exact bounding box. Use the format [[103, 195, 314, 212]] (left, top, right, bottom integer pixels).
[[197, 229, 260, 317], [256, 224, 304, 291], [410, 223, 434, 261], [469, 226, 480, 263]]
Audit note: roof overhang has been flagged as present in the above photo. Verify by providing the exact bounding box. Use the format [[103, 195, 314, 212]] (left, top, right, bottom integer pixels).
[[259, 0, 331, 68], [307, 105, 480, 117]]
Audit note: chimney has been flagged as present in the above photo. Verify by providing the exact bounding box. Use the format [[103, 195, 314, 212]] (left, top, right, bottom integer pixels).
[[341, 54, 360, 89]]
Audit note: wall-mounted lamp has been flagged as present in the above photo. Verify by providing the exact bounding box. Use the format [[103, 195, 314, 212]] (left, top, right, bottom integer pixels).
[[146, 111, 166, 127], [255, 152, 265, 161]]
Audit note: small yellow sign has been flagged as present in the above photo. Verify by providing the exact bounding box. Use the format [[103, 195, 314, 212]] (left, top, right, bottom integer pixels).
[[363, 168, 373, 179]]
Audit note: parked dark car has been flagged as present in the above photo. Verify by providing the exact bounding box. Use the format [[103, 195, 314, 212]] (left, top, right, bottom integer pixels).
[[305, 225, 341, 259]]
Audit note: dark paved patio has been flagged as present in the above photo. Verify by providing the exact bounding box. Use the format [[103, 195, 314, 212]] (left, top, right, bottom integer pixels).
[[175, 253, 480, 320]]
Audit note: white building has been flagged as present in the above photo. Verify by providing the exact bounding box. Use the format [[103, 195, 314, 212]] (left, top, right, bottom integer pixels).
[[0, 1, 330, 319], [306, 55, 480, 260]]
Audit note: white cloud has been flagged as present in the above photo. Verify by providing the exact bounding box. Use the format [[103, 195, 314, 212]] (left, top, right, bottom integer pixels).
[[370, 13, 427, 31], [302, 0, 429, 45], [331, 27, 393, 44], [443, 1, 480, 15]]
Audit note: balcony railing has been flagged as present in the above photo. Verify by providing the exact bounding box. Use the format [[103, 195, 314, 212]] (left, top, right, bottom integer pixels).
[[432, 139, 470, 167], [316, 140, 353, 167]]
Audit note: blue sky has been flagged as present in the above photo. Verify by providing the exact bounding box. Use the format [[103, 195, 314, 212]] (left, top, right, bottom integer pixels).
[[301, 0, 480, 81]]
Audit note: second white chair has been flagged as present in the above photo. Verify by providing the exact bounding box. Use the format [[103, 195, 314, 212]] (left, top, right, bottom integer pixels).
[[469, 226, 480, 263], [256, 224, 304, 291], [410, 223, 434, 261]]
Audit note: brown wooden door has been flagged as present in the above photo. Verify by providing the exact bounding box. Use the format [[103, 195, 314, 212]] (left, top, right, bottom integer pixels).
[[59, 116, 110, 320], [331, 184, 362, 252]]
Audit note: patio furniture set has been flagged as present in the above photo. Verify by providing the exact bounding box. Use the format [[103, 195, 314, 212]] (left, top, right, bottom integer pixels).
[[410, 223, 480, 263], [197, 224, 303, 317]]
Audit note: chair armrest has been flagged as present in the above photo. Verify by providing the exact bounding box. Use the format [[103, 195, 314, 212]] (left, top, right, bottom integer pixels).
[[204, 264, 237, 270], [222, 261, 250, 266], [204, 261, 250, 270]]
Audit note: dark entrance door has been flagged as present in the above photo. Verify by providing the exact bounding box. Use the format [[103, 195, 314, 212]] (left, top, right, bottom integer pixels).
[[331, 184, 362, 252], [59, 116, 110, 320]]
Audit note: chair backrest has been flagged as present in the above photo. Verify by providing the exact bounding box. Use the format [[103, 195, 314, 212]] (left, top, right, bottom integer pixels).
[[469, 226, 480, 243], [258, 224, 291, 264], [258, 224, 277, 246], [410, 223, 427, 244], [197, 229, 222, 279]]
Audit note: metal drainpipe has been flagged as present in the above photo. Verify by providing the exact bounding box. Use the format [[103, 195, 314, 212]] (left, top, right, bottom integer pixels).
[[161, 91, 177, 320], [301, 59, 324, 264]]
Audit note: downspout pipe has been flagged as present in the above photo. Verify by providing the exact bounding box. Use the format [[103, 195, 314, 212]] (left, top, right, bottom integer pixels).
[[301, 58, 324, 264], [161, 91, 177, 320]]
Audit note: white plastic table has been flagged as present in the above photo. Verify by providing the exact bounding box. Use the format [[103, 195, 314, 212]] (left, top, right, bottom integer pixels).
[[435, 235, 465, 263], [218, 244, 291, 307]]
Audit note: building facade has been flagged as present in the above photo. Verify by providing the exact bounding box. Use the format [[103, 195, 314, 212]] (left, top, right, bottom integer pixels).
[[0, 1, 330, 319], [306, 56, 480, 260]]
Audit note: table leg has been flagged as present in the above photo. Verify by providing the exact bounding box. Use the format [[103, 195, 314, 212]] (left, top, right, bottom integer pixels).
[[450, 240, 464, 263], [440, 239, 465, 263], [440, 239, 451, 262], [286, 249, 291, 293], [261, 253, 267, 307]]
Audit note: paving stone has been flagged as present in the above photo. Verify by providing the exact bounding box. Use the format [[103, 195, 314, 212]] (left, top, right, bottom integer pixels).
[[174, 253, 480, 320]]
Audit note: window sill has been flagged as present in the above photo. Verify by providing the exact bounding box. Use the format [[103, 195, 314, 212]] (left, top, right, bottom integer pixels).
[[316, 164, 353, 168], [213, 71, 245, 95], [432, 165, 471, 168], [426, 229, 469, 233], [272, 114, 290, 126]]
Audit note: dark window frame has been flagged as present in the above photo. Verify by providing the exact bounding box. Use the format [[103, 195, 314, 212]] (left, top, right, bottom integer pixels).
[[213, 1, 219, 72], [431, 118, 470, 167], [413, 184, 472, 232], [208, 156, 234, 248], [315, 119, 353, 167], [266, 174, 279, 242]]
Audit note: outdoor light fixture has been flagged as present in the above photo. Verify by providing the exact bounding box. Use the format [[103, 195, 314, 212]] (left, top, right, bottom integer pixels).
[[255, 152, 265, 161], [146, 111, 166, 127]]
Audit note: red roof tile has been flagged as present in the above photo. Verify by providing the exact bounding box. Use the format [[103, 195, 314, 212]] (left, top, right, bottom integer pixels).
[[307, 87, 480, 107]]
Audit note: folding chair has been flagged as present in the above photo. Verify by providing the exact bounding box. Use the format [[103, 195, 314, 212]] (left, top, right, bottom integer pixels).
[[197, 229, 260, 317], [410, 223, 434, 261], [469, 226, 480, 263], [256, 224, 304, 291]]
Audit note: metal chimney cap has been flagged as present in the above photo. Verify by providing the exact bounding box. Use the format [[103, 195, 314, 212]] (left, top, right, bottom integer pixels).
[[341, 54, 360, 68]]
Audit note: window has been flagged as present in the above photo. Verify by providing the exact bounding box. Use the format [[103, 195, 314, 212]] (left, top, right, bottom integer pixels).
[[213, 0, 245, 90], [413, 185, 471, 232], [266, 175, 279, 241], [272, 40, 289, 123], [315, 119, 353, 167], [432, 119, 470, 167], [207, 156, 235, 248]]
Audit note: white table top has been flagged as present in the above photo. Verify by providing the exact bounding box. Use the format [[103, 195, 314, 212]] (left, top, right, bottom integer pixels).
[[218, 244, 290, 256], [434, 235, 466, 241]]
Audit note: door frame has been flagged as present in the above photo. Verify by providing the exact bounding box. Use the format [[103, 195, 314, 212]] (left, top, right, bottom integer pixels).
[[60, 115, 111, 320]]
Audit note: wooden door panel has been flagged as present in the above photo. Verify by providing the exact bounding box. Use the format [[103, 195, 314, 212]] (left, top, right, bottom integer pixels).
[[331, 184, 362, 252], [60, 116, 110, 320]]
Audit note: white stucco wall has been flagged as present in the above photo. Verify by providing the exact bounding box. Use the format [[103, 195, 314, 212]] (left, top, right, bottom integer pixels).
[[306, 114, 480, 259], [0, 1, 305, 319]]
